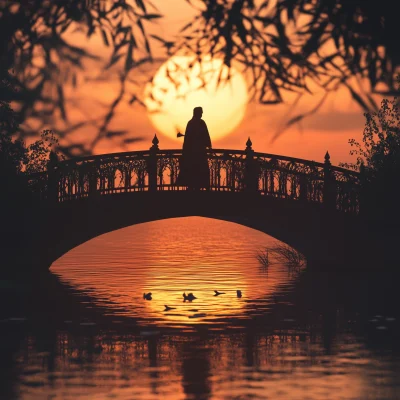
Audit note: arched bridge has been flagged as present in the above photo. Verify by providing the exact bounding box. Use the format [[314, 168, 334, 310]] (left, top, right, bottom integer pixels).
[[23, 136, 364, 273]]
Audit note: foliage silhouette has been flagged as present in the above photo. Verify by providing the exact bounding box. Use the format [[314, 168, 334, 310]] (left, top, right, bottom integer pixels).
[[160, 0, 400, 137], [341, 77, 400, 171], [342, 75, 400, 228], [0, 66, 65, 275], [0, 0, 160, 155], [1, 68, 62, 193], [1, 0, 399, 154], [341, 76, 400, 225]]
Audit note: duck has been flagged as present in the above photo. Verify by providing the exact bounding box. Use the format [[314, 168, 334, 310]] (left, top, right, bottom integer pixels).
[[214, 290, 226, 296], [164, 305, 176, 311], [237, 290, 242, 298], [143, 292, 152, 300], [183, 292, 197, 301]]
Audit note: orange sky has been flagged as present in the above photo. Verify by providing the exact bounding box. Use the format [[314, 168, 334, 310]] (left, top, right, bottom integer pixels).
[[44, 0, 380, 166]]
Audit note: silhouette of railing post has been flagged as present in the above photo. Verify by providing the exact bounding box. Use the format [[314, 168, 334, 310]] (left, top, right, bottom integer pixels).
[[244, 138, 258, 192], [299, 174, 308, 202], [88, 160, 99, 196], [148, 134, 159, 192], [47, 151, 59, 203], [323, 151, 336, 210]]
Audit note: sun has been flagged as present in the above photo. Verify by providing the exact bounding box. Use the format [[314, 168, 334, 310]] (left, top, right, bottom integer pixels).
[[144, 55, 248, 141]]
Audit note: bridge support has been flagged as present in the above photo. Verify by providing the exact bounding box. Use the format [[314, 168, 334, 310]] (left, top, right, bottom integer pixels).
[[148, 134, 159, 192], [88, 159, 99, 196], [244, 137, 258, 192], [323, 151, 336, 211]]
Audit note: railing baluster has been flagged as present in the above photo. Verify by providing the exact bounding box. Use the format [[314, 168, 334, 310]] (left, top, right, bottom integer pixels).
[[33, 145, 359, 213]]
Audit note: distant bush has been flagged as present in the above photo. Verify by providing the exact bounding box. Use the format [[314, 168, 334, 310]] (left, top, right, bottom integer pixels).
[[340, 75, 400, 224]]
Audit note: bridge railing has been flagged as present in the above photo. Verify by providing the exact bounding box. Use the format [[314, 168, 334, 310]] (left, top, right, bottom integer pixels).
[[27, 137, 361, 214]]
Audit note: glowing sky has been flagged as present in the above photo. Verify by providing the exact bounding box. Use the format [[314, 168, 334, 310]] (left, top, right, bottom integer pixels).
[[54, 0, 380, 166]]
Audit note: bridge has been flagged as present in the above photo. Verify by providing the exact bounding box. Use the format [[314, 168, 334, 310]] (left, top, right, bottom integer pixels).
[[11, 136, 370, 275]]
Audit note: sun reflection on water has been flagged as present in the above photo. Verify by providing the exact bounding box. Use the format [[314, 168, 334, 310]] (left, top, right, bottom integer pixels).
[[52, 217, 301, 328]]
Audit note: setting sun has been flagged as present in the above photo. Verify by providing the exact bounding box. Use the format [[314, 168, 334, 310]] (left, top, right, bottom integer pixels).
[[144, 55, 248, 141]]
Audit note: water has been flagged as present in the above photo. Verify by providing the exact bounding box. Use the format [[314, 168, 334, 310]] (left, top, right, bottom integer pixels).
[[1, 217, 399, 399]]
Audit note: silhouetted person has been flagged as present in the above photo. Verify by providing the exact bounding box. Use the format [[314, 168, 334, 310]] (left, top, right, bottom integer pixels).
[[177, 107, 212, 190]]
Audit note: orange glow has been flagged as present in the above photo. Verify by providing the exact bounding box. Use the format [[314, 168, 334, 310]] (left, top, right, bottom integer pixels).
[[144, 56, 248, 141], [46, 0, 373, 165], [52, 217, 298, 328]]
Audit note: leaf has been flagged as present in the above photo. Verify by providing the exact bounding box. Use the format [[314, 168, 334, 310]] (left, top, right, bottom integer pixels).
[[105, 130, 128, 138], [125, 39, 134, 72], [134, 0, 147, 12], [149, 34, 165, 43], [259, 99, 281, 105], [236, 19, 248, 46], [72, 73, 77, 88], [59, 144, 90, 158], [141, 13, 163, 20], [57, 84, 67, 121], [60, 121, 89, 135], [366, 93, 379, 112], [257, 0, 271, 13], [149, 34, 173, 48], [286, 114, 306, 126], [106, 53, 123, 69], [101, 29, 109, 46], [136, 19, 151, 54], [180, 20, 195, 32], [129, 95, 145, 106], [253, 16, 274, 26], [346, 84, 370, 112], [86, 11, 95, 37], [123, 137, 144, 144]]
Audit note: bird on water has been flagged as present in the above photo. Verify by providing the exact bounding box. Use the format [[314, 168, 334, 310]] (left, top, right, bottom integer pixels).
[[237, 290, 242, 298], [143, 293, 152, 300], [214, 290, 226, 296], [183, 292, 197, 301]]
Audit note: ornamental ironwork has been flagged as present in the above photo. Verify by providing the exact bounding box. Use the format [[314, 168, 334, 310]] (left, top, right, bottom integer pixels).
[[27, 138, 361, 214]]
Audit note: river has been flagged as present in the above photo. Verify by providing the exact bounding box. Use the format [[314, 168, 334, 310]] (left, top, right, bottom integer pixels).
[[1, 217, 399, 399]]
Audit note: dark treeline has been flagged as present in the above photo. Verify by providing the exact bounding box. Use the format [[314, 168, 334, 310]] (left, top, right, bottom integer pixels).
[[0, 67, 61, 275]]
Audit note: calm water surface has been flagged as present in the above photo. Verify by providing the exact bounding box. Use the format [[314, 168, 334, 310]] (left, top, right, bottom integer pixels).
[[1, 217, 399, 399]]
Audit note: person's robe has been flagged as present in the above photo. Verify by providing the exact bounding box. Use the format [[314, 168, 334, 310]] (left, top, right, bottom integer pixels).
[[177, 117, 212, 188]]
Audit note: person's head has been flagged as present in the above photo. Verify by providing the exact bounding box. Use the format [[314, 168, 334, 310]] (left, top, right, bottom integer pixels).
[[193, 107, 203, 119]]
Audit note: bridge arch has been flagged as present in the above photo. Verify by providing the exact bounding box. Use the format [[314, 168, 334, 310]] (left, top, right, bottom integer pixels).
[[39, 190, 358, 271], [16, 140, 365, 275]]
